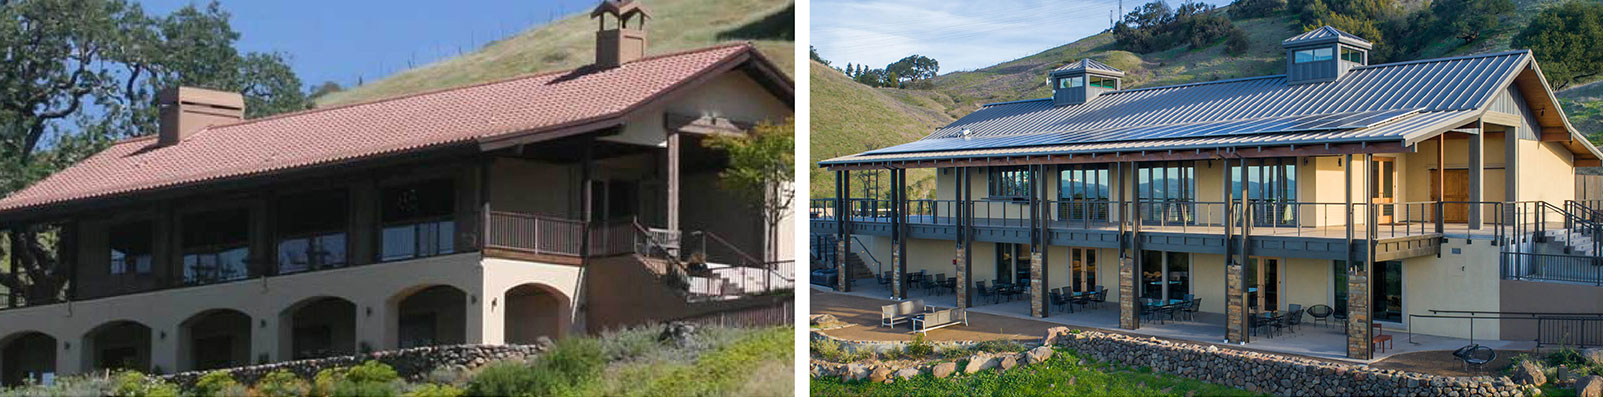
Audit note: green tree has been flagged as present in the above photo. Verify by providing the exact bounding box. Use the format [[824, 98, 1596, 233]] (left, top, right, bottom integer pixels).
[[809, 45, 830, 67], [1514, 0, 1603, 90], [703, 119, 794, 262], [0, 0, 309, 304], [886, 55, 939, 83], [1433, 0, 1515, 44]]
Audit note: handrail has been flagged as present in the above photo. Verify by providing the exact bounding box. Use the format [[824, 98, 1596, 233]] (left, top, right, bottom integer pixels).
[[850, 235, 883, 275], [691, 230, 765, 268]]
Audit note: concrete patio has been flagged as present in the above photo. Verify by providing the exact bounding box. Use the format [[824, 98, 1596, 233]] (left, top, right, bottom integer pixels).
[[817, 283, 1536, 364]]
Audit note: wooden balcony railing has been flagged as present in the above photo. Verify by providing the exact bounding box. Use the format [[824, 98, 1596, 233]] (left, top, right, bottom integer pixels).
[[485, 211, 586, 256]]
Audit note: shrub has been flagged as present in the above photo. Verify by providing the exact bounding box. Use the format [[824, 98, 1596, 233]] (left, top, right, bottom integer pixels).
[[312, 367, 349, 397], [973, 338, 1027, 353], [906, 334, 934, 357], [331, 379, 401, 397], [810, 337, 866, 362], [1225, 28, 1251, 56], [463, 361, 542, 396], [598, 325, 660, 361], [190, 371, 243, 397], [251, 369, 309, 397], [109, 371, 179, 397], [403, 384, 464, 397], [344, 361, 400, 384], [312, 361, 401, 397]]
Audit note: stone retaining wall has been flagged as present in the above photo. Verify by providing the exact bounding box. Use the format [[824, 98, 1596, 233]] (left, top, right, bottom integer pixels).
[[164, 342, 549, 387], [811, 328, 1537, 396], [1045, 328, 1529, 396]]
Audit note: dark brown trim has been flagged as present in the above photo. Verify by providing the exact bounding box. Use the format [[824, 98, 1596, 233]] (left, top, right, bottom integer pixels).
[[483, 247, 584, 266], [822, 141, 1412, 171]]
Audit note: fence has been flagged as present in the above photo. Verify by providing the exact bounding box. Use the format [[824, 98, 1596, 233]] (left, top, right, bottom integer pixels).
[[670, 299, 793, 328], [1538, 317, 1603, 347], [1501, 252, 1603, 286], [485, 211, 585, 256]]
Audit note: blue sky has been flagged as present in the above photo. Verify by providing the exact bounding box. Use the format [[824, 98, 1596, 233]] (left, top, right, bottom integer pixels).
[[811, 0, 1227, 74], [136, 0, 594, 90]]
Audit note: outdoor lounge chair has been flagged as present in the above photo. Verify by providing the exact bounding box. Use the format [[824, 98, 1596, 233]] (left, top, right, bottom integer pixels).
[[881, 299, 931, 328], [1306, 304, 1333, 328], [912, 308, 968, 334], [1453, 344, 1496, 373]]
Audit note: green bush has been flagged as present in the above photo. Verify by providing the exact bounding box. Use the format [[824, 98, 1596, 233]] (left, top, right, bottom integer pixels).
[[403, 384, 464, 397], [972, 339, 1027, 353], [905, 334, 934, 357], [312, 361, 402, 397], [465, 338, 604, 396], [462, 361, 541, 397], [344, 361, 401, 384], [109, 371, 179, 397], [190, 371, 242, 397], [331, 379, 401, 397], [250, 369, 309, 397]]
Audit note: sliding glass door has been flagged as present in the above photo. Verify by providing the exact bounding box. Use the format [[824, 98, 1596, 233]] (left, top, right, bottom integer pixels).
[[1137, 162, 1196, 224], [1230, 158, 1298, 227], [1139, 251, 1191, 302], [1059, 165, 1110, 222], [1067, 247, 1099, 293]]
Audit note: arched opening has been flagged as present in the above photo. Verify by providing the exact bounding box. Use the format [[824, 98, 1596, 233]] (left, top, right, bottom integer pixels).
[[503, 283, 571, 343], [81, 321, 152, 373], [179, 309, 252, 371], [394, 285, 466, 348], [279, 297, 357, 360], [0, 332, 56, 387]]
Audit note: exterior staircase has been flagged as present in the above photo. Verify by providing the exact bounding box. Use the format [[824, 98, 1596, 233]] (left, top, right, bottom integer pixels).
[[1543, 229, 1598, 256]]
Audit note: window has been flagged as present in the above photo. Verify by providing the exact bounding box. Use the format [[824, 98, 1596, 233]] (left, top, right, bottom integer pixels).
[[1333, 260, 1402, 322], [109, 220, 153, 275], [1088, 76, 1118, 89], [1137, 162, 1195, 223], [380, 179, 456, 262], [1058, 165, 1109, 221], [1057, 76, 1083, 89], [276, 189, 349, 274], [181, 209, 251, 285], [1293, 47, 1334, 63], [1340, 47, 1364, 63], [988, 167, 1032, 199], [1068, 247, 1098, 293], [1230, 158, 1299, 227], [994, 243, 1030, 285], [1139, 251, 1190, 303]]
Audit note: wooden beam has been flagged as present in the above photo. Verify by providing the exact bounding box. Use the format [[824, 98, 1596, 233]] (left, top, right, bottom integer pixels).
[[664, 113, 756, 136], [1481, 111, 1522, 128], [1578, 159, 1602, 167], [1541, 127, 1572, 142]]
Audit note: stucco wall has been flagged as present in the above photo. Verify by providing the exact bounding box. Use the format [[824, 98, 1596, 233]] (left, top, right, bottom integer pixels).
[[1500, 280, 1603, 341], [1400, 239, 1503, 340]]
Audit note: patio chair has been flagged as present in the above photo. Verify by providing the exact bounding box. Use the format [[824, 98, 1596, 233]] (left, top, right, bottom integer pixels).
[[1287, 304, 1303, 319], [1272, 311, 1297, 336], [921, 274, 936, 296], [1014, 279, 1032, 300], [934, 273, 947, 296], [1250, 313, 1276, 337], [1181, 298, 1201, 321], [1306, 304, 1333, 328], [1049, 290, 1069, 313], [1286, 308, 1305, 332], [974, 281, 997, 305], [1091, 288, 1108, 309]]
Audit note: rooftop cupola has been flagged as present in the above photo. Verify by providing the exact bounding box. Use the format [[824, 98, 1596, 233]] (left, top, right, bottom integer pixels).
[[1282, 25, 1371, 84], [1050, 58, 1123, 107], [591, 0, 652, 68]]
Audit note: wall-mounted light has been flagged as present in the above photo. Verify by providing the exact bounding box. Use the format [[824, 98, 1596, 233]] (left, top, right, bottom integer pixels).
[[160, 331, 166, 340], [63, 342, 70, 350], [366, 307, 373, 317], [260, 319, 267, 328]]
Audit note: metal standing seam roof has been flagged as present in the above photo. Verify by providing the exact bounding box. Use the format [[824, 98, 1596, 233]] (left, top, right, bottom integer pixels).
[[822, 50, 1537, 166], [1282, 25, 1373, 49], [1053, 58, 1125, 77], [0, 43, 785, 215]]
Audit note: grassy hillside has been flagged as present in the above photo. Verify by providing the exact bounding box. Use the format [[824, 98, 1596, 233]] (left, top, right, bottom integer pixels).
[[317, 0, 794, 107], [809, 60, 949, 200], [811, 3, 1603, 198]]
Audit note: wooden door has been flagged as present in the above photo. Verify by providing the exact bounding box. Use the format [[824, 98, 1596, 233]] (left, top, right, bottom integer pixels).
[[1430, 169, 1470, 223], [1372, 158, 1396, 224]]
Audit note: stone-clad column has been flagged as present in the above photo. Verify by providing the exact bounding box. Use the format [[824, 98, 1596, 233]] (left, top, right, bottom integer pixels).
[[955, 167, 972, 309], [1346, 261, 1372, 359], [1031, 164, 1051, 318], [1116, 162, 1140, 330]]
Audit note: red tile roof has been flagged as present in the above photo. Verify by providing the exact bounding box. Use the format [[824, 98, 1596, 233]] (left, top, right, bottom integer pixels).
[[0, 43, 783, 216]]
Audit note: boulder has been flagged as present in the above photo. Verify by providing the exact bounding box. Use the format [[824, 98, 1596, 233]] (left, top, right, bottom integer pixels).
[[1044, 327, 1074, 345], [1578, 375, 1603, 397], [1585, 348, 1603, 367], [999, 355, 1018, 371], [810, 314, 841, 327], [895, 367, 920, 380], [932, 362, 956, 378], [1513, 360, 1547, 386], [1026, 346, 1054, 364], [964, 355, 997, 374], [870, 366, 894, 383], [657, 322, 697, 348], [1560, 365, 1574, 383], [845, 364, 869, 381]]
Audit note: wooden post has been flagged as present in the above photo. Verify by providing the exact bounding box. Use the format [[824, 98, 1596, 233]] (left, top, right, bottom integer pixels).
[[896, 169, 909, 300], [7, 226, 17, 307], [580, 137, 594, 261], [837, 169, 852, 292], [666, 131, 680, 235], [1437, 134, 1446, 233], [61, 221, 79, 302], [891, 168, 905, 300], [1469, 121, 1484, 229]]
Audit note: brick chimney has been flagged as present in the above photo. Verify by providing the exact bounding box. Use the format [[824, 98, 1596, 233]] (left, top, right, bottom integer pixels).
[[591, 0, 651, 68], [157, 86, 244, 147]]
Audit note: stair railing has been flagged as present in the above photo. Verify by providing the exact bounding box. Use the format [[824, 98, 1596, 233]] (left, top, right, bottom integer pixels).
[[850, 235, 883, 277]]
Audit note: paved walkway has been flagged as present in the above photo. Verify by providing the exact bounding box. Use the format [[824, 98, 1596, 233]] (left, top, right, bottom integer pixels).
[[811, 285, 1536, 367]]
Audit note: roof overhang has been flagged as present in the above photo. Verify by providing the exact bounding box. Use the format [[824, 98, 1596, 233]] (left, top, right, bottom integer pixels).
[[820, 140, 1412, 171]]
